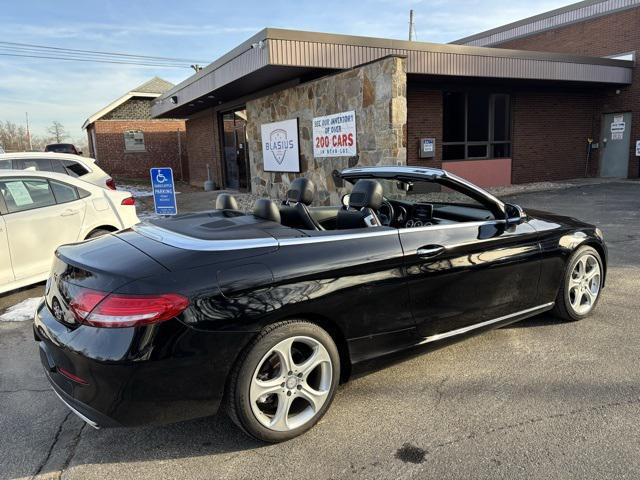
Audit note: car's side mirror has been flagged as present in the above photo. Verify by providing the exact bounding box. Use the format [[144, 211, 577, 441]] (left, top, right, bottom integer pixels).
[[341, 193, 350, 208], [78, 151, 83, 155], [505, 203, 526, 226]]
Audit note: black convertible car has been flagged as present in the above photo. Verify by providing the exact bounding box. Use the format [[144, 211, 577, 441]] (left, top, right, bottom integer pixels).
[[34, 166, 606, 442]]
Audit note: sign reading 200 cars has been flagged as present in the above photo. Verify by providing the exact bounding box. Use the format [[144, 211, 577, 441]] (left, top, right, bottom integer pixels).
[[261, 118, 300, 172], [313, 110, 357, 157]]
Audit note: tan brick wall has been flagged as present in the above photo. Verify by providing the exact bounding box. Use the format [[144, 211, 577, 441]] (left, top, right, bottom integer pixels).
[[92, 119, 187, 179]]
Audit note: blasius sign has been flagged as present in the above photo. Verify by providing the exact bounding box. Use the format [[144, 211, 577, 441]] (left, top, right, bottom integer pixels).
[[261, 118, 300, 172], [313, 111, 357, 158]]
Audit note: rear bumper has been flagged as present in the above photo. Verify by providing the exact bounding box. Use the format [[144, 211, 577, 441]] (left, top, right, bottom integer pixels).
[[34, 301, 253, 428]]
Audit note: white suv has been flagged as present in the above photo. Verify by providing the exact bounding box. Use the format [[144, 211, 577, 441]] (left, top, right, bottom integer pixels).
[[0, 152, 116, 190]]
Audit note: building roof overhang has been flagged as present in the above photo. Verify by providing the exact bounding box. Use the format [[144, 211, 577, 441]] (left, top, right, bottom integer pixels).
[[82, 91, 161, 130], [151, 28, 634, 119]]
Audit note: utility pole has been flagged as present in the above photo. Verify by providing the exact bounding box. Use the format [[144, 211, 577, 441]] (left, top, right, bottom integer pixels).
[[25, 112, 33, 151], [409, 9, 415, 41]]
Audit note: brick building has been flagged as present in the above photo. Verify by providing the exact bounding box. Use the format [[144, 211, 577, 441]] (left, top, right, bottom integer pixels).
[[83, 77, 188, 179], [151, 0, 638, 196]]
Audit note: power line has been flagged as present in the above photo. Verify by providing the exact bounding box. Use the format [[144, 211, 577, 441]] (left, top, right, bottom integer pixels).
[[0, 40, 209, 64], [0, 52, 193, 68]]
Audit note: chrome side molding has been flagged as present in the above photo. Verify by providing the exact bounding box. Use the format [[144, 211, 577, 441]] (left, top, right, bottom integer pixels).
[[419, 302, 555, 345]]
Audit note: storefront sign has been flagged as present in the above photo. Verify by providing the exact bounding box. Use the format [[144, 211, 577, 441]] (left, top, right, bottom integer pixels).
[[261, 119, 300, 172], [636, 140, 640, 157], [312, 111, 356, 157]]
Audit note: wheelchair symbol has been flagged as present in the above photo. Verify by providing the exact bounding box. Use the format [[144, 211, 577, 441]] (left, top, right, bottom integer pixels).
[[155, 172, 168, 183]]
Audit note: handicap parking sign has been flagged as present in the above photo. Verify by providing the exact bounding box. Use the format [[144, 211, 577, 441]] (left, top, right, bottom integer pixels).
[[150, 167, 177, 215]]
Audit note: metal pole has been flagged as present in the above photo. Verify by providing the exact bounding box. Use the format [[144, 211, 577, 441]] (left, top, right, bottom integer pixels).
[[25, 112, 33, 151], [409, 10, 414, 41]]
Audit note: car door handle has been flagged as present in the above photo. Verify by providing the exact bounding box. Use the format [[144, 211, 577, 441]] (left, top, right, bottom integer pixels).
[[417, 245, 445, 258], [60, 209, 79, 217]]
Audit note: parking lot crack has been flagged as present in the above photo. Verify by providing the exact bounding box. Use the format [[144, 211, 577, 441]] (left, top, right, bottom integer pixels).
[[58, 423, 86, 479], [30, 412, 72, 480]]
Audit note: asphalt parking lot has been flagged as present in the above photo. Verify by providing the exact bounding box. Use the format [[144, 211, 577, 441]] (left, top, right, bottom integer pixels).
[[1, 180, 639, 480]]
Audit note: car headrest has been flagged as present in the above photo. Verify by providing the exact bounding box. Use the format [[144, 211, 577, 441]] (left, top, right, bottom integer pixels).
[[286, 177, 315, 206], [253, 198, 281, 223], [215, 193, 239, 210], [349, 179, 383, 210]]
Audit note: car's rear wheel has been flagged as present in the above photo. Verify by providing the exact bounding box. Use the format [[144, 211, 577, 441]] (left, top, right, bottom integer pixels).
[[227, 320, 340, 442], [552, 246, 603, 321], [86, 228, 112, 239]]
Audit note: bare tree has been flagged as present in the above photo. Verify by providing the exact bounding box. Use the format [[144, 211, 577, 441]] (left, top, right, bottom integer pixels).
[[47, 121, 68, 143], [0, 120, 49, 152]]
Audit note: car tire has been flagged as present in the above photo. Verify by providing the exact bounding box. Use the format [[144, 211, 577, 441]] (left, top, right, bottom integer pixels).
[[226, 320, 340, 442], [552, 245, 603, 321], [86, 229, 112, 239]]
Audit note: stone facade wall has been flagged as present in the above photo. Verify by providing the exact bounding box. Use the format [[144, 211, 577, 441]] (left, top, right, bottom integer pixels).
[[102, 98, 154, 120], [246, 55, 407, 205]]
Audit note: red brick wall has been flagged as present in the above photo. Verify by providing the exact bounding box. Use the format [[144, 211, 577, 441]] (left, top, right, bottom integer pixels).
[[492, 6, 640, 178], [406, 85, 442, 167], [92, 120, 187, 179], [407, 84, 600, 184], [185, 109, 224, 188], [511, 90, 598, 183]]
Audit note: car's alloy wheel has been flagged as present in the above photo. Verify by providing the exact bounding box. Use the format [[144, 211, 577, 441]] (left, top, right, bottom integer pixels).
[[552, 246, 603, 321], [567, 253, 601, 315], [250, 336, 332, 432], [227, 320, 340, 442]]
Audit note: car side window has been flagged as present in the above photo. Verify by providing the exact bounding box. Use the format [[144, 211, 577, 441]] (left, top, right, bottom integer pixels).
[[62, 160, 89, 177], [0, 179, 57, 213], [0, 160, 11, 170], [50, 180, 79, 204], [50, 159, 68, 175]]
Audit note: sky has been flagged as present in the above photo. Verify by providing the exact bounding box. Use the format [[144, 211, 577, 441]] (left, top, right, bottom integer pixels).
[[1, 0, 576, 143]]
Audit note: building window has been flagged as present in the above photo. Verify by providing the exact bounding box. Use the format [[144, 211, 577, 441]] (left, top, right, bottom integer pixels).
[[442, 92, 511, 160], [124, 130, 145, 152]]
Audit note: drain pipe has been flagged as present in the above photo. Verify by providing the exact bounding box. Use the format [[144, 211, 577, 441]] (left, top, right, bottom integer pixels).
[[204, 163, 214, 191]]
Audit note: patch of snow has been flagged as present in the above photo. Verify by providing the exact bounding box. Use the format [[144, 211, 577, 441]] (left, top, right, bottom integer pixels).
[[0, 297, 42, 322], [117, 184, 153, 198]]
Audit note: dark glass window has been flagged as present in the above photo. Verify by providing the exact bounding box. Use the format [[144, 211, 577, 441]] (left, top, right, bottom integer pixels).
[[50, 180, 79, 204], [61, 160, 89, 177], [442, 92, 511, 160], [443, 92, 465, 142]]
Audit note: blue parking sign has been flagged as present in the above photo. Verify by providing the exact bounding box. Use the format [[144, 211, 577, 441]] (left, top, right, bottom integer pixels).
[[150, 168, 177, 215]]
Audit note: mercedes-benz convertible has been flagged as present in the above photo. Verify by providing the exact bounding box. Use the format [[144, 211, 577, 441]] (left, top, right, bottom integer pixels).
[[33, 166, 606, 442]]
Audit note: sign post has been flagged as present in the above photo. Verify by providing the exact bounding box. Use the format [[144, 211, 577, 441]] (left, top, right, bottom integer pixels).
[[150, 167, 177, 216]]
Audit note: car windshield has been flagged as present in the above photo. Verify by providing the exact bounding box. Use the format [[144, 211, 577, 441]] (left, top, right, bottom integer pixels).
[[347, 177, 486, 208]]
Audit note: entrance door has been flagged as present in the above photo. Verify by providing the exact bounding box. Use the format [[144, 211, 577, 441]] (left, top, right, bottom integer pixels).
[[600, 112, 631, 177], [222, 109, 249, 190]]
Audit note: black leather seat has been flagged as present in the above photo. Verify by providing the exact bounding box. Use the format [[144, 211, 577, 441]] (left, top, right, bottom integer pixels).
[[215, 193, 239, 210], [253, 198, 281, 223], [336, 179, 384, 229], [279, 178, 324, 231]]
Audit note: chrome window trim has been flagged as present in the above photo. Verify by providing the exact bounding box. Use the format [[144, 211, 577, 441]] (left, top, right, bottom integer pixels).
[[133, 224, 279, 251], [133, 219, 506, 251], [418, 302, 555, 345]]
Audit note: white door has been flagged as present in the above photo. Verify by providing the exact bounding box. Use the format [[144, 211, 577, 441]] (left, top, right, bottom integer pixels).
[[0, 178, 85, 281], [0, 216, 14, 286]]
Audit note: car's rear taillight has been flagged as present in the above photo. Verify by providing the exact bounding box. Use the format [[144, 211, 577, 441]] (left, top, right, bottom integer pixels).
[[69, 286, 189, 328], [121, 197, 135, 206], [106, 178, 116, 190]]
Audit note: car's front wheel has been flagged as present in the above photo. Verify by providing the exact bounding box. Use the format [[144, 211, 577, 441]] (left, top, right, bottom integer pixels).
[[552, 245, 603, 321], [227, 320, 340, 442]]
